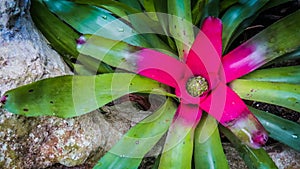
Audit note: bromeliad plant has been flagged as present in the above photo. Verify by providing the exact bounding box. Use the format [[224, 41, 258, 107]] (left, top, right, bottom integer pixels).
[[1, 0, 300, 168]]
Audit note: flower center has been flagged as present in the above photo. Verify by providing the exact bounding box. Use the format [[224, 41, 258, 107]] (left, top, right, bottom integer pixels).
[[186, 76, 208, 97]]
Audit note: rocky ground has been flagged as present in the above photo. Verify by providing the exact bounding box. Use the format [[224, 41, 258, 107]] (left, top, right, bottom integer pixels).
[[0, 0, 299, 168]]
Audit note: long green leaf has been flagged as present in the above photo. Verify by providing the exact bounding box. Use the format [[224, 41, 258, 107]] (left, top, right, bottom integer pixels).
[[221, 0, 269, 51], [192, 0, 220, 26], [220, 126, 278, 169], [168, 0, 195, 60], [30, 0, 79, 68], [139, 0, 159, 21], [230, 79, 300, 112], [2, 73, 173, 118], [71, 0, 172, 52], [94, 98, 177, 169], [220, 0, 238, 13], [44, 0, 151, 48], [266, 48, 300, 66], [31, 0, 113, 73], [241, 66, 300, 84], [194, 113, 229, 169], [221, 0, 293, 52], [222, 10, 300, 82], [159, 130, 194, 169], [119, 0, 142, 11], [249, 106, 300, 152]]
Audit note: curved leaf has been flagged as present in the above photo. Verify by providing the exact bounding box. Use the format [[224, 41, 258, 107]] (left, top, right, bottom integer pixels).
[[241, 66, 300, 84], [221, 0, 269, 51], [159, 104, 200, 169], [266, 48, 300, 66], [220, 0, 238, 13], [70, 0, 172, 52], [249, 106, 300, 152], [44, 0, 151, 48], [230, 79, 300, 112], [220, 126, 278, 169], [139, 0, 158, 21], [2, 73, 173, 118], [223, 0, 295, 53], [222, 10, 300, 82], [192, 0, 220, 26], [94, 98, 177, 169], [30, 0, 79, 68], [194, 113, 229, 169], [168, 0, 194, 60], [119, 0, 142, 11]]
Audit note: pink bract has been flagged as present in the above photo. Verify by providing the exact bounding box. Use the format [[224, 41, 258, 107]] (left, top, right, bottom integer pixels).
[[136, 16, 268, 148]]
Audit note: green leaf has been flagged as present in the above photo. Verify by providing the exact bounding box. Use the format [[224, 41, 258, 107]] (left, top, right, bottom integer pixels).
[[75, 55, 114, 74], [94, 98, 177, 169], [192, 0, 220, 26], [261, 0, 294, 11], [220, 0, 238, 13], [44, 0, 152, 48], [266, 48, 300, 66], [222, 10, 300, 82], [194, 113, 229, 169], [249, 106, 300, 152], [158, 104, 199, 169], [220, 126, 278, 169], [30, 0, 79, 68], [221, 0, 269, 51], [168, 0, 195, 60], [119, 0, 142, 11], [139, 0, 159, 21], [230, 79, 300, 112], [2, 73, 173, 118], [77, 34, 177, 73], [71, 0, 172, 52], [223, 0, 294, 52], [159, 130, 194, 169], [241, 66, 300, 84]]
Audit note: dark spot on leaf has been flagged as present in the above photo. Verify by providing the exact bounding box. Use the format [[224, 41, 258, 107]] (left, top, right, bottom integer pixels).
[[5, 95, 8, 97], [28, 89, 34, 92], [50, 101, 54, 104], [70, 57, 77, 63], [23, 108, 29, 112]]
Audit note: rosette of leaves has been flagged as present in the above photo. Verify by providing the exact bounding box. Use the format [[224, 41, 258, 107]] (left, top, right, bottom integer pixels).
[[1, 0, 300, 168]]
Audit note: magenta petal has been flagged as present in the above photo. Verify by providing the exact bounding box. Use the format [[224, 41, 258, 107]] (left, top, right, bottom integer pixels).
[[186, 17, 223, 90], [201, 16, 223, 57], [173, 103, 202, 127], [200, 85, 268, 148], [222, 42, 265, 82], [200, 85, 249, 123], [137, 48, 191, 88]]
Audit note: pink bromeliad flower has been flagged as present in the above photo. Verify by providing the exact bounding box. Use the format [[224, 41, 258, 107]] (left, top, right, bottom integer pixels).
[[131, 16, 268, 149]]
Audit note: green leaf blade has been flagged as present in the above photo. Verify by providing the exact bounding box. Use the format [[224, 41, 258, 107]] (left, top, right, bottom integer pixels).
[[249, 107, 300, 152], [168, 0, 194, 60], [220, 126, 278, 169], [221, 0, 269, 51], [241, 66, 300, 84], [2, 73, 172, 118], [94, 98, 177, 169], [194, 113, 229, 169], [230, 79, 300, 112]]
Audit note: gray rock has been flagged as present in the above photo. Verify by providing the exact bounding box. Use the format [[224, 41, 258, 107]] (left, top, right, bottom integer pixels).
[[0, 0, 131, 168]]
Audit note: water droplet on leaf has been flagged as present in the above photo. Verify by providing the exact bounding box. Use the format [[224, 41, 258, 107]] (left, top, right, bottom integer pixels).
[[102, 15, 107, 19], [118, 27, 124, 32]]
